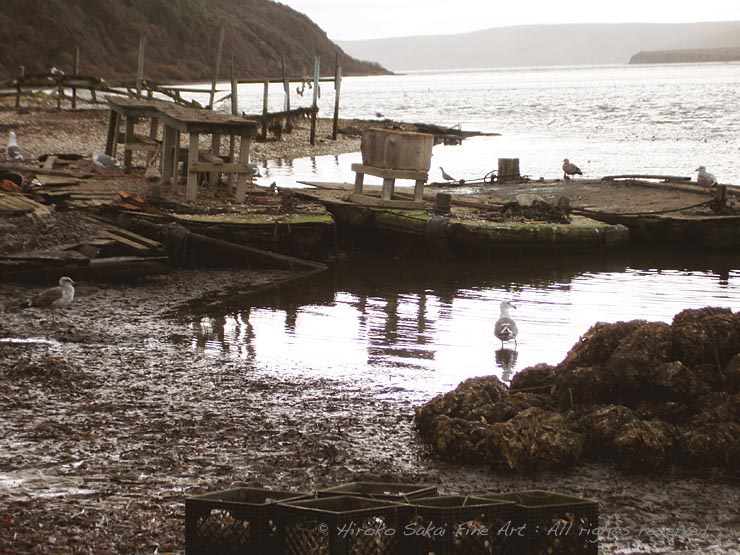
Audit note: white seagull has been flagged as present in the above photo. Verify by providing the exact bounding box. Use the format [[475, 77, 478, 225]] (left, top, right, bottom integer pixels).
[[439, 166, 456, 181], [23, 277, 76, 309], [494, 301, 518, 348], [562, 158, 582, 180], [695, 166, 717, 188], [6, 131, 23, 161], [92, 152, 121, 168]]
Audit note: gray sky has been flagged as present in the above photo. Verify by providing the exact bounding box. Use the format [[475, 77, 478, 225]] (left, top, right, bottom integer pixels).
[[279, 0, 740, 40]]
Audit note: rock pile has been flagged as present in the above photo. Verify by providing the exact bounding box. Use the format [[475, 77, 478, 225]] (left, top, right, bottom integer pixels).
[[415, 307, 740, 473]]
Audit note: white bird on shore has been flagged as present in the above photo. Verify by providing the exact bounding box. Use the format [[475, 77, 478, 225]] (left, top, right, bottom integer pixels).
[[562, 158, 582, 180], [494, 301, 518, 348], [50, 67, 64, 77], [247, 162, 261, 177], [695, 166, 717, 188], [22, 277, 76, 309], [6, 131, 23, 161], [92, 152, 121, 168], [439, 166, 456, 181]]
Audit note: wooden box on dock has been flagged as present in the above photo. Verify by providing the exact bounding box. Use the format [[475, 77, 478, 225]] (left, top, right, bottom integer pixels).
[[360, 128, 433, 172]]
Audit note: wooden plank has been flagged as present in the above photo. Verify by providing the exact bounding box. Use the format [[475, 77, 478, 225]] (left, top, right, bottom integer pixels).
[[349, 193, 425, 209], [42, 155, 58, 170], [351, 163, 428, 181], [95, 229, 151, 251], [83, 215, 163, 247], [602, 174, 692, 182]]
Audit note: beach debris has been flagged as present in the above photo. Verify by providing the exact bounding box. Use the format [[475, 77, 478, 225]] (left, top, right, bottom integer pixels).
[[92, 152, 121, 167], [416, 307, 740, 474], [22, 276, 75, 308], [562, 158, 582, 180], [494, 300, 518, 348], [6, 131, 23, 161], [695, 165, 718, 187]]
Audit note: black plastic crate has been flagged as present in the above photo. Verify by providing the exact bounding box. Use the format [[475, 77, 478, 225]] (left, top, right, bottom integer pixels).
[[278, 495, 410, 555], [479, 490, 599, 555], [406, 495, 518, 555], [317, 481, 437, 502], [185, 486, 308, 555]]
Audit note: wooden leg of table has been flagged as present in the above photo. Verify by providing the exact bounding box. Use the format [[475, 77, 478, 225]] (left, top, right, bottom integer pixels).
[[209, 133, 222, 187], [354, 172, 365, 195], [161, 126, 174, 187], [173, 131, 182, 185], [186, 133, 200, 202], [149, 117, 159, 140], [105, 111, 118, 156], [414, 179, 425, 202], [382, 177, 394, 201], [235, 135, 252, 203], [227, 135, 236, 186], [123, 117, 135, 170]]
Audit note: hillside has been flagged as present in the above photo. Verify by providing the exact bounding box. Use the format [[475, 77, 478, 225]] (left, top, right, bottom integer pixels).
[[630, 47, 740, 64], [339, 21, 740, 71], [0, 0, 387, 81]]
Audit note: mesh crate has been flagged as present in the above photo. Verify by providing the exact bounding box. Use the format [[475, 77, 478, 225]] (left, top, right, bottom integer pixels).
[[479, 490, 599, 555], [185, 487, 308, 555], [406, 495, 518, 555], [317, 481, 437, 502], [278, 495, 410, 555]]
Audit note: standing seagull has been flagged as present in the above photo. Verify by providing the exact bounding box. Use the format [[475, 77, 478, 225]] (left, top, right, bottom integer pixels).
[[92, 152, 121, 168], [695, 166, 717, 188], [6, 131, 23, 161], [439, 166, 456, 182], [23, 277, 75, 308], [562, 158, 582, 180], [494, 301, 518, 348]]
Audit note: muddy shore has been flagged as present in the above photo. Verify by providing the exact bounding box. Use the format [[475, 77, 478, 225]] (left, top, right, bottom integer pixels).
[[1, 104, 739, 554]]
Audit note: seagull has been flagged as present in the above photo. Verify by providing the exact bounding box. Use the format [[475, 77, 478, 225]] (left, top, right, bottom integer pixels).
[[695, 166, 717, 188], [50, 67, 65, 77], [92, 152, 121, 168], [439, 166, 456, 181], [247, 163, 261, 177], [562, 158, 582, 180], [494, 301, 518, 348], [23, 277, 76, 309], [6, 131, 23, 161]]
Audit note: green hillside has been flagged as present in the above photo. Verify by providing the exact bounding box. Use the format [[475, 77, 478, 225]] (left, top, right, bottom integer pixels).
[[0, 0, 388, 81]]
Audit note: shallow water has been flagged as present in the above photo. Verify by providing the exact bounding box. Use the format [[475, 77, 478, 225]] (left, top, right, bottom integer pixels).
[[187, 251, 740, 398], [184, 62, 740, 186]]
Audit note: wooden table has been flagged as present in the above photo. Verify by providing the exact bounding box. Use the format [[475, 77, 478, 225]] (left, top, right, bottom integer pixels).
[[105, 96, 259, 203], [105, 97, 163, 170]]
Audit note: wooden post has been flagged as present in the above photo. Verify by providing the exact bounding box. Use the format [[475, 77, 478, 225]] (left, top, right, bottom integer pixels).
[[228, 57, 238, 185], [332, 58, 342, 140], [15, 66, 24, 110], [281, 53, 290, 112], [209, 25, 225, 110], [56, 72, 63, 111], [498, 158, 521, 183], [136, 35, 146, 99], [187, 133, 200, 202], [261, 80, 269, 141], [72, 46, 80, 110], [310, 56, 320, 146]]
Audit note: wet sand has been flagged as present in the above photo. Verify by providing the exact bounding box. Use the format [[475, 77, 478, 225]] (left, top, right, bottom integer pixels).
[[1, 271, 739, 554]]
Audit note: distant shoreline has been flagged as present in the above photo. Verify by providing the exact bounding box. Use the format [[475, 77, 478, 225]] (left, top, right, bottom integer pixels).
[[630, 47, 740, 65]]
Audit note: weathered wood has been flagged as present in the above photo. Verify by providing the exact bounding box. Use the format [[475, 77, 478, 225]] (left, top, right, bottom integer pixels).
[[261, 80, 269, 141], [348, 193, 425, 210], [209, 25, 225, 109], [332, 61, 342, 141], [360, 128, 434, 171], [186, 133, 200, 201], [281, 53, 290, 115], [72, 46, 80, 110], [351, 163, 428, 181], [136, 35, 146, 99], [602, 174, 692, 182], [310, 56, 319, 146], [498, 158, 520, 183]]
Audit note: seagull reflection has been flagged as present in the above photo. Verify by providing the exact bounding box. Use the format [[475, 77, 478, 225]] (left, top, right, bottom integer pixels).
[[495, 347, 519, 382]]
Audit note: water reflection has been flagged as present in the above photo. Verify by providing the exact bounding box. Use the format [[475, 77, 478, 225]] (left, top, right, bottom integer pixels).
[[184, 251, 739, 398]]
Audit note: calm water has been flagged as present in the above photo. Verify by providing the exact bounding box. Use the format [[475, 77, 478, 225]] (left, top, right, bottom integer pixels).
[[185, 62, 740, 186], [182, 64, 740, 398], [189, 252, 740, 401]]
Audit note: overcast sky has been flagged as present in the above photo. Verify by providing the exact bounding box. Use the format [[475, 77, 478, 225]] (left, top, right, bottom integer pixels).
[[279, 0, 740, 40]]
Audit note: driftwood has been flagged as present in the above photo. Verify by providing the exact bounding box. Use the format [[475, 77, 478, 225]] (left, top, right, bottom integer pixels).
[[602, 174, 692, 182]]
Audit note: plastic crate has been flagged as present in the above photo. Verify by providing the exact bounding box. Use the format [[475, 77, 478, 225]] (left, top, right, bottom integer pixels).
[[479, 490, 599, 555], [185, 486, 308, 555], [406, 495, 518, 555], [278, 495, 410, 555], [317, 481, 437, 502]]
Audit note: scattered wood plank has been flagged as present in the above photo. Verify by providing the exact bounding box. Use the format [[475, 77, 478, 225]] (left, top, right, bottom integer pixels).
[[602, 174, 692, 182]]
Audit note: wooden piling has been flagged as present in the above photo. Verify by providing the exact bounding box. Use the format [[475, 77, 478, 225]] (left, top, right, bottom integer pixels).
[[228, 56, 238, 185], [15, 66, 24, 110], [310, 56, 320, 146], [209, 25, 225, 109], [261, 80, 269, 141], [281, 53, 291, 113], [332, 58, 342, 140], [72, 46, 80, 110], [498, 158, 521, 183], [136, 35, 146, 99]]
